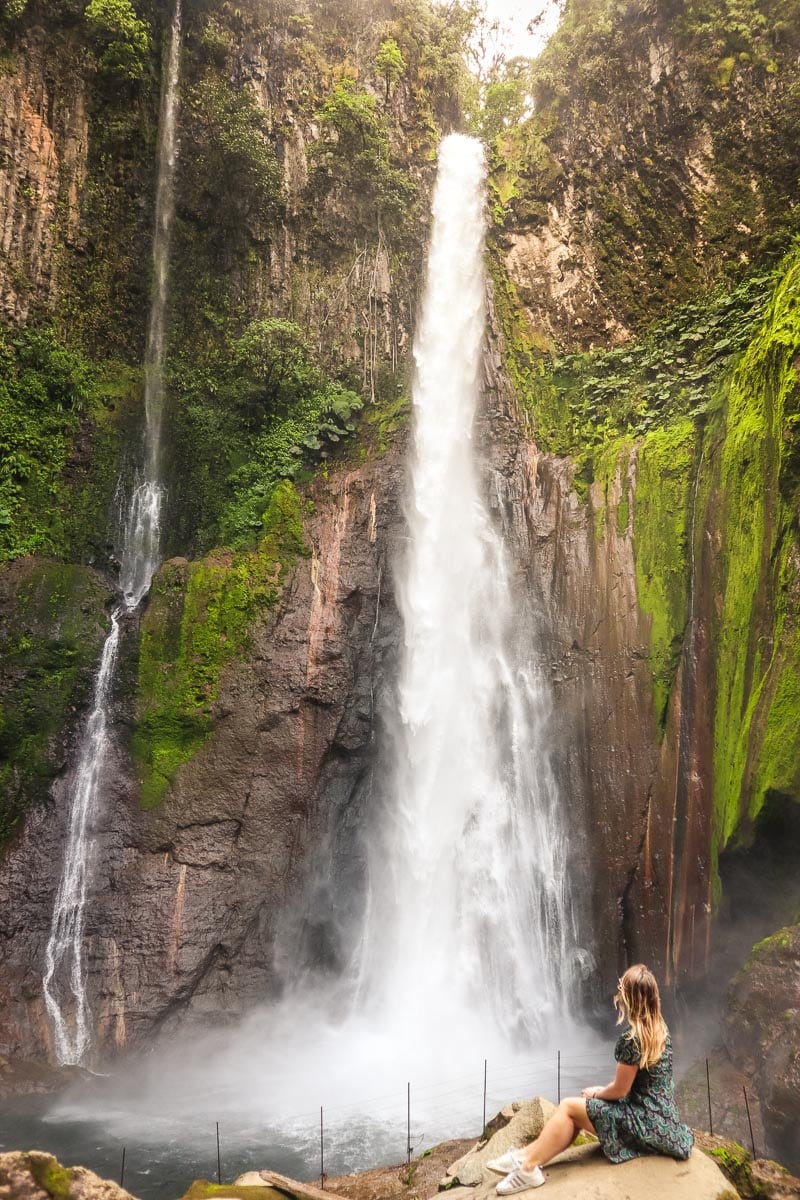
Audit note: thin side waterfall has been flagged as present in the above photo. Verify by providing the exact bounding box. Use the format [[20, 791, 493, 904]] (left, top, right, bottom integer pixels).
[[355, 134, 579, 1049], [118, 0, 182, 608], [42, 0, 183, 1065]]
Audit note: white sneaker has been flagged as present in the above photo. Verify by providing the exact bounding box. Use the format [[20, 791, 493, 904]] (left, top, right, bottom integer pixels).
[[487, 1149, 522, 1174], [496, 1164, 546, 1193]]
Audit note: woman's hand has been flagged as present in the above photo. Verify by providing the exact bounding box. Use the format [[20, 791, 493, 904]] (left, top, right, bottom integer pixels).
[[581, 1086, 601, 1099]]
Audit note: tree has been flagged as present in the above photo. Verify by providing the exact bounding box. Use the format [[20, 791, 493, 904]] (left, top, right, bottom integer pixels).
[[375, 37, 407, 101]]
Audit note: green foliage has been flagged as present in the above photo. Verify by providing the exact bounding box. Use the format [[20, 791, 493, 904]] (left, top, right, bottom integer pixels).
[[0, 325, 136, 565], [84, 0, 152, 79], [170, 319, 363, 551], [0, 563, 110, 849], [182, 71, 283, 236], [544, 267, 775, 466], [312, 76, 417, 241], [132, 482, 308, 806], [0, 0, 28, 23], [0, 328, 92, 562], [375, 36, 406, 99]]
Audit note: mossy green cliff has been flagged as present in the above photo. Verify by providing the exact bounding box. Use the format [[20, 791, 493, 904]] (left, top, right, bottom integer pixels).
[[503, 241, 800, 881], [0, 559, 111, 846], [133, 481, 308, 807]]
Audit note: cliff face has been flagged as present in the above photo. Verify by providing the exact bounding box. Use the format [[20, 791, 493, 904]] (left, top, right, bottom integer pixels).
[[0, 2, 799, 1171], [0, 31, 88, 323], [0, 446, 404, 1055], [491, 0, 800, 347]]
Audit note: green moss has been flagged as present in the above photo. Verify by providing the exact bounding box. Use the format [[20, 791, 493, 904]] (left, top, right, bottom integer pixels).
[[706, 1140, 762, 1197], [27, 1154, 75, 1200], [711, 248, 800, 847], [486, 251, 572, 454], [632, 420, 697, 725], [362, 389, 411, 453], [0, 561, 110, 848], [133, 482, 308, 807], [179, 1186, 287, 1200]]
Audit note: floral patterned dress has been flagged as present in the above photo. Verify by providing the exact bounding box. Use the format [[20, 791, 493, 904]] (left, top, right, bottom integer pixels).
[[584, 1028, 694, 1163]]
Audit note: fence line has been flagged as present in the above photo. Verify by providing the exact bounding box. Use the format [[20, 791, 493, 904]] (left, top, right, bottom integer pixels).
[[108, 1051, 760, 1188]]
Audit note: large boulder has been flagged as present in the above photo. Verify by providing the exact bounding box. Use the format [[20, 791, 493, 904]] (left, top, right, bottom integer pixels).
[[444, 1098, 557, 1187], [0, 1151, 136, 1200], [723, 925, 800, 1171], [439, 1105, 737, 1200]]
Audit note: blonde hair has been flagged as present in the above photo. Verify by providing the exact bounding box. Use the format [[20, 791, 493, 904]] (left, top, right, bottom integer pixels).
[[615, 964, 668, 1070]]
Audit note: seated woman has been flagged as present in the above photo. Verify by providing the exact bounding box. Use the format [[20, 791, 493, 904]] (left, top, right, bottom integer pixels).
[[489, 963, 694, 1193]]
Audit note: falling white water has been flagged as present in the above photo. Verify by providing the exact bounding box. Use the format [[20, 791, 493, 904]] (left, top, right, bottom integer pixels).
[[117, 0, 182, 608], [42, 0, 182, 1065], [35, 135, 598, 1167], [356, 134, 580, 1050], [42, 615, 123, 1064]]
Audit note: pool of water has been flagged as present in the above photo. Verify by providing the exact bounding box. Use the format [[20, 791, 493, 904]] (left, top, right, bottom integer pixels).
[[0, 1097, 416, 1200]]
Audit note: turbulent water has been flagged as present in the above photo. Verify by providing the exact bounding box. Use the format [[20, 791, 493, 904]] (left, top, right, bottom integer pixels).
[[41, 0, 183, 1065], [355, 133, 580, 1046]]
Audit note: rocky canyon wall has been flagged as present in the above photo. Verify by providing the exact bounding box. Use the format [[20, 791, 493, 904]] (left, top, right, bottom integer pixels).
[[0, 2, 798, 1168]]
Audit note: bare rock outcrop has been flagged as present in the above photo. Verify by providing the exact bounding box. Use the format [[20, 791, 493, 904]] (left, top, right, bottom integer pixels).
[[0, 31, 88, 322]]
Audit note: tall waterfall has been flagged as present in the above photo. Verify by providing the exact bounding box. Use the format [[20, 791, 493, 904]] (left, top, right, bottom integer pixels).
[[356, 134, 578, 1048], [42, 0, 183, 1065]]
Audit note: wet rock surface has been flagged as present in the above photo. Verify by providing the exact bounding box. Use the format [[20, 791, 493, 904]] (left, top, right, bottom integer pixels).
[[0, 447, 406, 1058], [722, 925, 800, 1172]]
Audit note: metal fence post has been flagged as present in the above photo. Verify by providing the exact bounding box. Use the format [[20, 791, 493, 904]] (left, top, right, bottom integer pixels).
[[743, 1086, 756, 1159], [483, 1059, 488, 1134], [705, 1059, 713, 1135]]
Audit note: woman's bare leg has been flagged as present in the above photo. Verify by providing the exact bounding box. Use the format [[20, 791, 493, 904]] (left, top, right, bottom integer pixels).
[[518, 1099, 597, 1171]]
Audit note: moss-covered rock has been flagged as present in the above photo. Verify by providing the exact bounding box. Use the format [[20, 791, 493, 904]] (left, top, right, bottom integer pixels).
[[710, 249, 800, 846], [491, 0, 800, 345], [0, 558, 112, 848], [696, 1131, 800, 1199], [180, 1185, 284, 1200], [132, 481, 309, 807], [0, 1150, 135, 1199], [723, 924, 800, 1172]]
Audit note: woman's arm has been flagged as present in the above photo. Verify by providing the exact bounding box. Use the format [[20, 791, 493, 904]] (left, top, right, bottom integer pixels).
[[581, 1062, 638, 1101]]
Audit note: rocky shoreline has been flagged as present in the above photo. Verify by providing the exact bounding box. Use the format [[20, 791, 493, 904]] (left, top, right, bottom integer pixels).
[[3, 1098, 800, 1200]]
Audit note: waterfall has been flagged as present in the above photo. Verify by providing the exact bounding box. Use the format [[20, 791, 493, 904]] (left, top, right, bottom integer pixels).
[[42, 0, 183, 1065], [118, 0, 182, 607], [356, 134, 578, 1048]]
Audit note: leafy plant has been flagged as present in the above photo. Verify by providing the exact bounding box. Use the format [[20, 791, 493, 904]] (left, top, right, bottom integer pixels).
[[84, 0, 152, 80], [183, 72, 283, 236], [0, 328, 94, 562]]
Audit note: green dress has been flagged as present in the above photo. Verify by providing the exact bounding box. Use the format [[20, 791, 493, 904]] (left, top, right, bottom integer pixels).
[[585, 1028, 694, 1163]]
